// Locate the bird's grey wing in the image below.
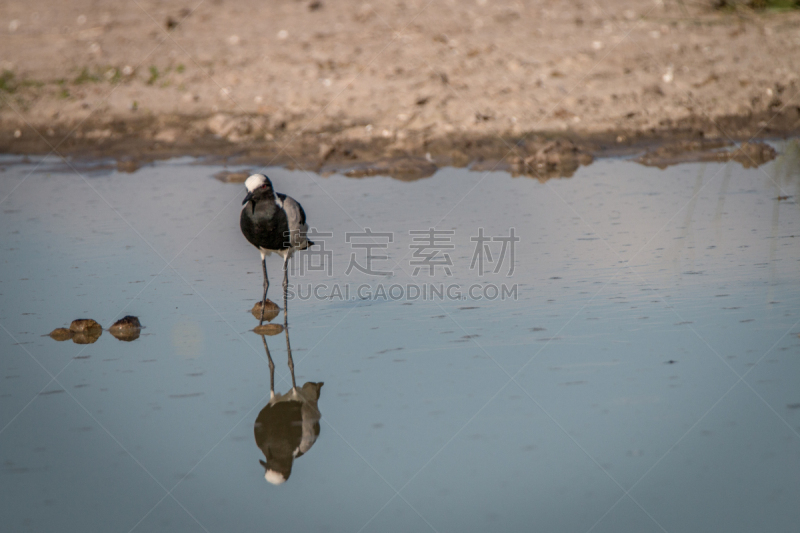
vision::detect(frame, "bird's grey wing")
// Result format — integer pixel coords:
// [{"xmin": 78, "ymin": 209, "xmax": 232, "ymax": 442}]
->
[
  {"xmin": 294, "ymin": 403, "xmax": 321, "ymax": 457},
  {"xmin": 276, "ymin": 193, "xmax": 310, "ymax": 248},
  {"xmin": 275, "ymin": 193, "xmax": 307, "ymax": 228}
]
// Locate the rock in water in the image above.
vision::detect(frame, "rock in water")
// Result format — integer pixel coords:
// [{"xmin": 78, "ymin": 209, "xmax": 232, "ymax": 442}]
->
[
  {"xmin": 254, "ymin": 324, "xmax": 284, "ymax": 336},
  {"xmin": 49, "ymin": 328, "xmax": 73, "ymax": 341},
  {"xmin": 72, "ymin": 330, "xmax": 102, "ymax": 344},
  {"xmin": 214, "ymin": 170, "xmax": 251, "ymax": 183},
  {"xmin": 341, "ymin": 157, "xmax": 438, "ymax": 181},
  {"xmin": 110, "ymin": 330, "xmax": 140, "ymax": 342},
  {"xmin": 251, "ymin": 300, "xmax": 280, "ymax": 322},
  {"xmin": 70, "ymin": 319, "xmax": 102, "ymax": 334},
  {"xmin": 110, "ymin": 315, "xmax": 142, "ymax": 331},
  {"xmin": 109, "ymin": 315, "xmax": 142, "ymax": 342}
]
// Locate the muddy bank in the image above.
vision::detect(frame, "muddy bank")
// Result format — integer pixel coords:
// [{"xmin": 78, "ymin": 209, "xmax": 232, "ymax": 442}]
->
[
  {"xmin": 0, "ymin": 107, "xmax": 795, "ymax": 178},
  {"xmin": 1, "ymin": 0, "xmax": 799, "ymax": 176}
]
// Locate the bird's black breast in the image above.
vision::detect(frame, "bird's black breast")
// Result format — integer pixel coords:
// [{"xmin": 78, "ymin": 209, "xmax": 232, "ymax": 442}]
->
[
  {"xmin": 240, "ymin": 197, "xmax": 291, "ymax": 251},
  {"xmin": 254, "ymin": 401, "xmax": 303, "ymax": 458}
]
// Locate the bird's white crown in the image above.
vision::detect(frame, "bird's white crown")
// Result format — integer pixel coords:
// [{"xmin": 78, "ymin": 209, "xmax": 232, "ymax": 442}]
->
[
  {"xmin": 245, "ymin": 174, "xmax": 269, "ymax": 192},
  {"xmin": 265, "ymin": 470, "xmax": 287, "ymax": 485}
]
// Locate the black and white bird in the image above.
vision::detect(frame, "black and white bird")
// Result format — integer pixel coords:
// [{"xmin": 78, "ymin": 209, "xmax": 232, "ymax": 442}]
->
[
  {"xmin": 254, "ymin": 380, "xmax": 324, "ymax": 485},
  {"xmin": 240, "ymin": 174, "xmax": 313, "ymax": 323},
  {"xmin": 254, "ymin": 329, "xmax": 323, "ymax": 485}
]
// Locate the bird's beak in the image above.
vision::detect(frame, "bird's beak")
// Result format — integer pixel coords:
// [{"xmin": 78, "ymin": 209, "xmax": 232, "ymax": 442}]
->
[{"xmin": 242, "ymin": 191, "xmax": 254, "ymax": 205}]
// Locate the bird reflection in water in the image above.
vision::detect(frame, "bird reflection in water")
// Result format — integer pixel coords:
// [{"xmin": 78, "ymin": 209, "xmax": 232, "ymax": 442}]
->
[{"xmin": 254, "ymin": 321, "xmax": 323, "ymax": 485}]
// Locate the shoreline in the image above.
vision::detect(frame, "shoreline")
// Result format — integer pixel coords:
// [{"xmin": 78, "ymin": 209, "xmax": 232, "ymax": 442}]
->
[{"xmin": 1, "ymin": 107, "xmax": 796, "ymax": 179}]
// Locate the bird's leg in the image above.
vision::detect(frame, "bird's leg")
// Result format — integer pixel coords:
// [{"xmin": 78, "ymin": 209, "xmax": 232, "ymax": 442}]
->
[
  {"xmin": 260, "ymin": 253, "xmax": 269, "ymax": 325},
  {"xmin": 282, "ymin": 255, "xmax": 289, "ymax": 321},
  {"xmin": 284, "ymin": 315, "xmax": 296, "ymax": 390},
  {"xmin": 261, "ymin": 334, "xmax": 275, "ymax": 399},
  {"xmin": 282, "ymin": 256, "xmax": 296, "ymax": 389}
]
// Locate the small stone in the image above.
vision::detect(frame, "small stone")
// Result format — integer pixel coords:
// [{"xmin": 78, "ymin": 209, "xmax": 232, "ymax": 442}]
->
[
  {"xmin": 110, "ymin": 329, "xmax": 140, "ymax": 342},
  {"xmin": 49, "ymin": 328, "xmax": 73, "ymax": 341},
  {"xmin": 319, "ymin": 143, "xmax": 335, "ymax": 161},
  {"xmin": 342, "ymin": 157, "xmax": 438, "ymax": 181},
  {"xmin": 733, "ymin": 142, "xmax": 777, "ymax": 168},
  {"xmin": 207, "ymin": 113, "xmax": 233, "ymax": 136},
  {"xmin": 109, "ymin": 316, "xmax": 141, "ymax": 340},
  {"xmin": 206, "ymin": 113, "xmax": 253, "ymax": 140},
  {"xmin": 251, "ymin": 300, "xmax": 281, "ymax": 322},
  {"xmin": 110, "ymin": 315, "xmax": 142, "ymax": 331},
  {"xmin": 70, "ymin": 319, "xmax": 102, "ymax": 334},
  {"xmin": 254, "ymin": 324, "xmax": 284, "ymax": 336},
  {"xmin": 154, "ymin": 129, "xmax": 178, "ymax": 143},
  {"xmin": 117, "ymin": 159, "xmax": 140, "ymax": 173},
  {"xmin": 72, "ymin": 330, "xmax": 102, "ymax": 344},
  {"xmin": 214, "ymin": 170, "xmax": 250, "ymax": 183}
]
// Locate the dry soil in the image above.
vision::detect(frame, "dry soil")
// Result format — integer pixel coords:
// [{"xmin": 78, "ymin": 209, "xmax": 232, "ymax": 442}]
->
[{"xmin": 1, "ymin": 0, "xmax": 799, "ymax": 176}]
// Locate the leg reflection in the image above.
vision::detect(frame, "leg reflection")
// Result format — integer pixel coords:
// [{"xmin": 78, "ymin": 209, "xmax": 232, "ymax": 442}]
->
[{"xmin": 254, "ymin": 319, "xmax": 323, "ymax": 485}]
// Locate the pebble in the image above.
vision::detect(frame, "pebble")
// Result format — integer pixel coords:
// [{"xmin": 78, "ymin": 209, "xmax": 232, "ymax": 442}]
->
[
  {"xmin": 110, "ymin": 329, "xmax": 140, "ymax": 342},
  {"xmin": 70, "ymin": 319, "xmax": 102, "ymax": 334},
  {"xmin": 251, "ymin": 300, "xmax": 281, "ymax": 322},
  {"xmin": 214, "ymin": 170, "xmax": 250, "ymax": 183},
  {"xmin": 49, "ymin": 328, "xmax": 73, "ymax": 341},
  {"xmin": 110, "ymin": 315, "xmax": 142, "ymax": 331},
  {"xmin": 254, "ymin": 324, "xmax": 284, "ymax": 336},
  {"xmin": 72, "ymin": 330, "xmax": 102, "ymax": 344},
  {"xmin": 117, "ymin": 159, "xmax": 140, "ymax": 173},
  {"xmin": 109, "ymin": 315, "xmax": 142, "ymax": 341},
  {"xmin": 341, "ymin": 157, "xmax": 438, "ymax": 181},
  {"xmin": 154, "ymin": 129, "xmax": 178, "ymax": 143}
]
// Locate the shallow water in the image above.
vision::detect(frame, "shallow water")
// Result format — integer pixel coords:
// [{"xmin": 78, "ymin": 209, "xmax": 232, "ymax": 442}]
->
[{"xmin": 1, "ymin": 144, "xmax": 799, "ymax": 533}]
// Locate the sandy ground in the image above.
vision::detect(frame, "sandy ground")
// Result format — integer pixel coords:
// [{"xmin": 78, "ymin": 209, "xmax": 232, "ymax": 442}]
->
[{"xmin": 1, "ymin": 0, "xmax": 799, "ymax": 175}]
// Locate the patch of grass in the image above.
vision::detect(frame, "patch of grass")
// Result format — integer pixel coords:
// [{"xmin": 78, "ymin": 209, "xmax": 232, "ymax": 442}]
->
[
  {"xmin": 0, "ymin": 70, "xmax": 17, "ymax": 93},
  {"xmin": 146, "ymin": 66, "xmax": 160, "ymax": 85},
  {"xmin": 714, "ymin": 0, "xmax": 800, "ymax": 10},
  {"xmin": 105, "ymin": 67, "xmax": 121, "ymax": 84},
  {"xmin": 74, "ymin": 67, "xmax": 100, "ymax": 84},
  {"xmin": 71, "ymin": 66, "xmax": 127, "ymax": 85},
  {"xmin": 20, "ymin": 79, "xmax": 45, "ymax": 89},
  {"xmin": 58, "ymin": 88, "xmax": 70, "ymax": 99},
  {"xmin": 175, "ymin": 63, "xmax": 185, "ymax": 74},
  {"xmin": 753, "ymin": 0, "xmax": 800, "ymax": 8}
]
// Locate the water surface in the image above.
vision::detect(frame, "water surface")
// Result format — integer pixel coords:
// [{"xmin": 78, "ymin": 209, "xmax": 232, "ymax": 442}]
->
[{"xmin": 1, "ymin": 144, "xmax": 799, "ymax": 533}]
